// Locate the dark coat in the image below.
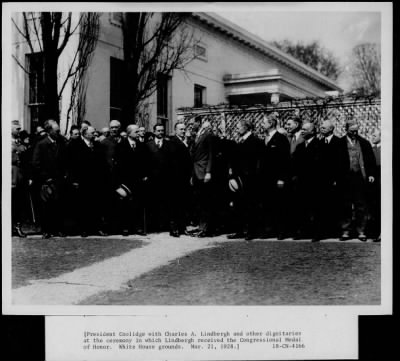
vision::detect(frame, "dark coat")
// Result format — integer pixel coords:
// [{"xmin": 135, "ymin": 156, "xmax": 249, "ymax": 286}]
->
[
  {"xmin": 259, "ymin": 131, "xmax": 291, "ymax": 183},
  {"xmin": 340, "ymin": 135, "xmax": 376, "ymax": 180},
  {"xmin": 145, "ymin": 138, "xmax": 172, "ymax": 181},
  {"xmin": 292, "ymin": 137, "xmax": 321, "ymax": 188},
  {"xmin": 318, "ymin": 135, "xmax": 348, "ymax": 185},
  {"xmin": 66, "ymin": 137, "xmax": 107, "ymax": 191},
  {"xmin": 32, "ymin": 136, "xmax": 66, "ymax": 184},
  {"xmin": 12, "ymin": 140, "xmax": 27, "ymax": 188},
  {"xmin": 169, "ymin": 135, "xmax": 192, "ymax": 184},
  {"xmin": 114, "ymin": 138, "xmax": 147, "ymax": 192},
  {"xmin": 232, "ymin": 133, "xmax": 262, "ymax": 186},
  {"xmin": 191, "ymin": 129, "xmax": 214, "ymax": 180}
]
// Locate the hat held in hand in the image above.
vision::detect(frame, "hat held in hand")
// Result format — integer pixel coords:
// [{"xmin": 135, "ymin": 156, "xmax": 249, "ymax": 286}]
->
[
  {"xmin": 116, "ymin": 184, "xmax": 132, "ymax": 199},
  {"xmin": 228, "ymin": 176, "xmax": 243, "ymax": 193}
]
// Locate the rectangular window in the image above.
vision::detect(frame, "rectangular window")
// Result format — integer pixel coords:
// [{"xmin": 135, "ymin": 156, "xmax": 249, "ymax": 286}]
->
[
  {"xmin": 110, "ymin": 56, "xmax": 124, "ymax": 122},
  {"xmin": 194, "ymin": 84, "xmax": 206, "ymax": 108},
  {"xmin": 27, "ymin": 52, "xmax": 45, "ymax": 129},
  {"xmin": 157, "ymin": 73, "xmax": 169, "ymax": 121}
]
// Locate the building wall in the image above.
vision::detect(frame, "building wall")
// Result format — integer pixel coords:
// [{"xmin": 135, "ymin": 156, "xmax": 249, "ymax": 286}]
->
[{"xmin": 11, "ymin": 13, "xmax": 336, "ymax": 133}]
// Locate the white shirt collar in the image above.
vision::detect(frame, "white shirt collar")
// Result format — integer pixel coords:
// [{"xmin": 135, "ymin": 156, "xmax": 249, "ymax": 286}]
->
[
  {"xmin": 82, "ymin": 136, "xmax": 92, "ymax": 147},
  {"xmin": 128, "ymin": 138, "xmax": 136, "ymax": 147},
  {"xmin": 325, "ymin": 134, "xmax": 334, "ymax": 144},
  {"xmin": 267, "ymin": 129, "xmax": 277, "ymax": 138},
  {"xmin": 294, "ymin": 130, "xmax": 302, "ymax": 140},
  {"xmin": 306, "ymin": 136, "xmax": 315, "ymax": 145}
]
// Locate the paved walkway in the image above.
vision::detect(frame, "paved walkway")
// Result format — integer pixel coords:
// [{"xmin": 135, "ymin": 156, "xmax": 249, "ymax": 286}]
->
[{"xmin": 12, "ymin": 233, "xmax": 371, "ymax": 305}]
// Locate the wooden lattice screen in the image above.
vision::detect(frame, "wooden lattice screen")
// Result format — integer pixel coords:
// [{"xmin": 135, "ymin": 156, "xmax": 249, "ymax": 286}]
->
[{"xmin": 176, "ymin": 96, "xmax": 381, "ymax": 143}]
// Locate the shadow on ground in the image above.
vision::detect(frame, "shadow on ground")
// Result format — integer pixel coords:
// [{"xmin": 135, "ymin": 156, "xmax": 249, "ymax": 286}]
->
[
  {"xmin": 12, "ymin": 238, "xmax": 146, "ymax": 288},
  {"xmin": 80, "ymin": 241, "xmax": 381, "ymax": 305}
]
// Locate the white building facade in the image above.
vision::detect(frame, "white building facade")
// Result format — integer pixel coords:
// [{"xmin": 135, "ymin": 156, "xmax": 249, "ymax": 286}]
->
[{"xmin": 11, "ymin": 12, "xmax": 342, "ymax": 134}]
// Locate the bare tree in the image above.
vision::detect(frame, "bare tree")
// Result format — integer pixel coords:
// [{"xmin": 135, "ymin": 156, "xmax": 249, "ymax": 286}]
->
[
  {"xmin": 66, "ymin": 13, "xmax": 100, "ymax": 132},
  {"xmin": 349, "ymin": 43, "xmax": 381, "ymax": 96},
  {"xmin": 12, "ymin": 12, "xmax": 100, "ymax": 125},
  {"xmin": 273, "ymin": 39, "xmax": 341, "ymax": 81},
  {"xmin": 120, "ymin": 12, "xmax": 198, "ymax": 126}
]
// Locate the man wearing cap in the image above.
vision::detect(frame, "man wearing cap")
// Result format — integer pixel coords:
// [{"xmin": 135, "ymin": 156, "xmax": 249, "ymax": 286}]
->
[
  {"xmin": 339, "ymin": 120, "xmax": 376, "ymax": 241},
  {"xmin": 168, "ymin": 122, "xmax": 193, "ymax": 237},
  {"xmin": 66, "ymin": 126, "xmax": 108, "ymax": 237},
  {"xmin": 114, "ymin": 124, "xmax": 147, "ymax": 236},
  {"xmin": 32, "ymin": 119, "xmax": 67, "ymax": 238},
  {"xmin": 11, "ymin": 120, "xmax": 28, "ymax": 237},
  {"xmin": 227, "ymin": 119, "xmax": 262, "ymax": 240}
]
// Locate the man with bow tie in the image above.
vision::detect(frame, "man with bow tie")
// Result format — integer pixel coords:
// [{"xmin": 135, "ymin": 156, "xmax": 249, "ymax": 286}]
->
[
  {"xmin": 168, "ymin": 122, "xmax": 193, "ymax": 237},
  {"xmin": 145, "ymin": 123, "xmax": 172, "ymax": 232},
  {"xmin": 66, "ymin": 126, "xmax": 108, "ymax": 237},
  {"xmin": 114, "ymin": 124, "xmax": 147, "ymax": 236}
]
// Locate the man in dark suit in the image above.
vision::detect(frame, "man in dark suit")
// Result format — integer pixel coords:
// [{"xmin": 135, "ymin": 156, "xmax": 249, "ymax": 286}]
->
[
  {"xmin": 286, "ymin": 117, "xmax": 305, "ymax": 155},
  {"xmin": 168, "ymin": 122, "xmax": 193, "ymax": 236},
  {"xmin": 292, "ymin": 121, "xmax": 322, "ymax": 241},
  {"xmin": 227, "ymin": 119, "xmax": 262, "ymax": 240},
  {"xmin": 66, "ymin": 126, "xmax": 108, "ymax": 237},
  {"xmin": 317, "ymin": 119, "xmax": 348, "ymax": 240},
  {"xmin": 114, "ymin": 124, "xmax": 148, "ymax": 236},
  {"xmin": 369, "ymin": 129, "xmax": 381, "ymax": 242},
  {"xmin": 100, "ymin": 119, "xmax": 122, "ymax": 232},
  {"xmin": 145, "ymin": 123, "xmax": 172, "ymax": 232},
  {"xmin": 190, "ymin": 119, "xmax": 216, "ymax": 237},
  {"xmin": 259, "ymin": 114, "xmax": 291, "ymax": 239},
  {"xmin": 32, "ymin": 119, "xmax": 67, "ymax": 238},
  {"xmin": 339, "ymin": 120, "xmax": 376, "ymax": 241}
]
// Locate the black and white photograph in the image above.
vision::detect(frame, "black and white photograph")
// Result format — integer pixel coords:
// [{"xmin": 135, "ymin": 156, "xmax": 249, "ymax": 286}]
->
[{"xmin": 2, "ymin": 1, "xmax": 393, "ymax": 359}]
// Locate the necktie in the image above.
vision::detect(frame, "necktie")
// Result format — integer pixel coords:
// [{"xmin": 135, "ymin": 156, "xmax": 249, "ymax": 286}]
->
[
  {"xmin": 157, "ymin": 140, "xmax": 162, "ymax": 148},
  {"xmin": 325, "ymin": 138, "xmax": 329, "ymax": 144}
]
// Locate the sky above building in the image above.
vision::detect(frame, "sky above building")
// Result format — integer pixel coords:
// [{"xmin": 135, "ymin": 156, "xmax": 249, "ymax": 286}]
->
[{"xmin": 216, "ymin": 10, "xmax": 381, "ymax": 91}]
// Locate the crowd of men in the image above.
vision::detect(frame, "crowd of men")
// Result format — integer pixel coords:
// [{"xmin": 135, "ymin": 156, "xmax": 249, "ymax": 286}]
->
[{"xmin": 11, "ymin": 114, "xmax": 381, "ymax": 242}]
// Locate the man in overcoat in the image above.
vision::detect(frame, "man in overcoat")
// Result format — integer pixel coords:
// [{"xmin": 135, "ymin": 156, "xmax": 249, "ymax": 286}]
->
[
  {"xmin": 168, "ymin": 122, "xmax": 193, "ymax": 236},
  {"xmin": 259, "ymin": 114, "xmax": 291, "ymax": 239},
  {"xmin": 32, "ymin": 119, "xmax": 67, "ymax": 238},
  {"xmin": 66, "ymin": 126, "xmax": 108, "ymax": 236},
  {"xmin": 190, "ymin": 119, "xmax": 216, "ymax": 237},
  {"xmin": 114, "ymin": 124, "xmax": 148, "ymax": 236}
]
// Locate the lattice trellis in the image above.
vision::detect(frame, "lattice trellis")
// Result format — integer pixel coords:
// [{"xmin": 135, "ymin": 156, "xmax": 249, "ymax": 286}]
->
[{"xmin": 177, "ymin": 97, "xmax": 381, "ymax": 143}]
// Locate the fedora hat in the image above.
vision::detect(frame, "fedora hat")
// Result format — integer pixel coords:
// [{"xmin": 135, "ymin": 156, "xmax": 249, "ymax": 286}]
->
[
  {"xmin": 228, "ymin": 176, "xmax": 243, "ymax": 193},
  {"xmin": 116, "ymin": 184, "xmax": 132, "ymax": 199}
]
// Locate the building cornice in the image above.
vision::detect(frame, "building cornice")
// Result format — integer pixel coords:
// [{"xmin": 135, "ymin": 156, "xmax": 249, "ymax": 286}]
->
[{"xmin": 191, "ymin": 12, "xmax": 342, "ymax": 93}]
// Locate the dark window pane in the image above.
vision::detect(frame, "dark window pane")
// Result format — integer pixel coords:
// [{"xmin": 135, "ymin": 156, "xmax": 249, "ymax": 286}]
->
[
  {"xmin": 110, "ymin": 57, "xmax": 124, "ymax": 109},
  {"xmin": 110, "ymin": 107, "xmax": 122, "ymax": 122},
  {"xmin": 157, "ymin": 73, "xmax": 168, "ymax": 118},
  {"xmin": 194, "ymin": 84, "xmax": 205, "ymax": 107}
]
